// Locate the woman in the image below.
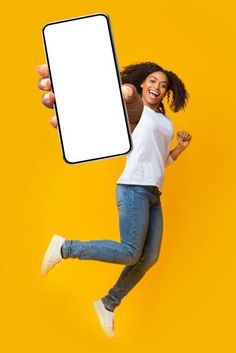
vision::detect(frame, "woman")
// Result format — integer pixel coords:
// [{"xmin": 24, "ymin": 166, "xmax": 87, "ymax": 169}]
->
[{"xmin": 37, "ymin": 61, "xmax": 192, "ymax": 338}]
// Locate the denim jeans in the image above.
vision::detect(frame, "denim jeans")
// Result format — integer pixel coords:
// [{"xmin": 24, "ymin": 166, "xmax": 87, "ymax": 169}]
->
[{"xmin": 62, "ymin": 184, "xmax": 163, "ymax": 311}]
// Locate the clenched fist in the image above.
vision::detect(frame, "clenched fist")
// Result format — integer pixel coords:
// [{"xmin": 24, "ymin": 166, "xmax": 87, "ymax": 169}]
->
[{"xmin": 176, "ymin": 130, "xmax": 192, "ymax": 148}]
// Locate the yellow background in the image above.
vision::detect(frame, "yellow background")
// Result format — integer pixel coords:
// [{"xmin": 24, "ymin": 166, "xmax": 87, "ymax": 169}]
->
[{"xmin": 1, "ymin": 0, "xmax": 235, "ymax": 351}]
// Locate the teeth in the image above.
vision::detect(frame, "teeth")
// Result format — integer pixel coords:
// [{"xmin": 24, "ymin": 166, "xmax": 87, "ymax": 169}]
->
[{"xmin": 149, "ymin": 90, "xmax": 159, "ymax": 97}]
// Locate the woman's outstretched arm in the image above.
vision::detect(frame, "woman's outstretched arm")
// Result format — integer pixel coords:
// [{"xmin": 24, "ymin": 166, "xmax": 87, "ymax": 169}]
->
[{"xmin": 121, "ymin": 84, "xmax": 144, "ymax": 129}]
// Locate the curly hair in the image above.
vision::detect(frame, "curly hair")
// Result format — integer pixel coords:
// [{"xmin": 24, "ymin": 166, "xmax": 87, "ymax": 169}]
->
[{"xmin": 120, "ymin": 62, "xmax": 189, "ymax": 116}]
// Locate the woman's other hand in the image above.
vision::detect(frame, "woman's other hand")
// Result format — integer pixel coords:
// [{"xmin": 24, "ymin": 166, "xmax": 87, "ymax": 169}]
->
[{"xmin": 176, "ymin": 130, "xmax": 192, "ymax": 148}]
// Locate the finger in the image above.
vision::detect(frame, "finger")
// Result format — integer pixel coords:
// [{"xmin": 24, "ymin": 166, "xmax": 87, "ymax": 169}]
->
[
  {"xmin": 184, "ymin": 136, "xmax": 191, "ymax": 144},
  {"xmin": 38, "ymin": 77, "xmax": 52, "ymax": 91},
  {"xmin": 50, "ymin": 115, "xmax": 58, "ymax": 128},
  {"xmin": 42, "ymin": 92, "xmax": 55, "ymax": 109},
  {"xmin": 183, "ymin": 131, "xmax": 188, "ymax": 140},
  {"xmin": 177, "ymin": 133, "xmax": 182, "ymax": 141},
  {"xmin": 36, "ymin": 64, "xmax": 49, "ymax": 78},
  {"xmin": 185, "ymin": 134, "xmax": 192, "ymax": 141},
  {"xmin": 183, "ymin": 131, "xmax": 190, "ymax": 141},
  {"xmin": 185, "ymin": 131, "xmax": 189, "ymax": 138}
]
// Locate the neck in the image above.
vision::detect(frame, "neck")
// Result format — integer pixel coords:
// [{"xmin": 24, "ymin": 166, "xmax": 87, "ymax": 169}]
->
[
  {"xmin": 141, "ymin": 98, "xmax": 161, "ymax": 112},
  {"xmin": 144, "ymin": 104, "xmax": 161, "ymax": 113}
]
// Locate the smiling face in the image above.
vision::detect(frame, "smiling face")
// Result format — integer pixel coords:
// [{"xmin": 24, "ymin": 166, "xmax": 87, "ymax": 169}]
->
[{"xmin": 141, "ymin": 71, "xmax": 169, "ymax": 111}]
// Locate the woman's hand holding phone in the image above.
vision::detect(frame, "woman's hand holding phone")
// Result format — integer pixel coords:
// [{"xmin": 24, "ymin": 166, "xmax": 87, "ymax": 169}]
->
[{"xmin": 36, "ymin": 64, "xmax": 57, "ymax": 128}]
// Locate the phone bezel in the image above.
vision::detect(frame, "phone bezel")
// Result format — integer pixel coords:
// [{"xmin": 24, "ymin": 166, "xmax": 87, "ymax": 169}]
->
[{"xmin": 42, "ymin": 13, "xmax": 133, "ymax": 165}]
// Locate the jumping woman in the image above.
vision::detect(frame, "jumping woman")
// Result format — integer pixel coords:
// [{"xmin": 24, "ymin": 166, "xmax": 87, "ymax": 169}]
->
[{"xmin": 36, "ymin": 61, "xmax": 192, "ymax": 338}]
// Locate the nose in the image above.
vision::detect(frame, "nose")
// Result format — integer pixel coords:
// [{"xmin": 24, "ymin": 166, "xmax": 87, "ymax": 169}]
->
[{"xmin": 153, "ymin": 82, "xmax": 160, "ymax": 90}]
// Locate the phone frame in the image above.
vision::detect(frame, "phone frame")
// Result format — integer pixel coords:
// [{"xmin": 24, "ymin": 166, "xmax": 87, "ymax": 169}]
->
[{"xmin": 42, "ymin": 12, "xmax": 133, "ymax": 164}]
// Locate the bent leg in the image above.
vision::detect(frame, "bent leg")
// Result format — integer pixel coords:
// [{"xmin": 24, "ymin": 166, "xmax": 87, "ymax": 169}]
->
[
  {"xmin": 102, "ymin": 191, "xmax": 163, "ymax": 311},
  {"xmin": 61, "ymin": 185, "xmax": 150, "ymax": 265}
]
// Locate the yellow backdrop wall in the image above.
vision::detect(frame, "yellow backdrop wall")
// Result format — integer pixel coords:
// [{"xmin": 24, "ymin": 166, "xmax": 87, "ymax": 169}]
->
[{"xmin": 0, "ymin": 0, "xmax": 235, "ymax": 352}]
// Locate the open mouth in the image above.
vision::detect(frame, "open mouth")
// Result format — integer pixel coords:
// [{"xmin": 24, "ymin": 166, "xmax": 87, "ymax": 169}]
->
[{"xmin": 148, "ymin": 90, "xmax": 160, "ymax": 98}]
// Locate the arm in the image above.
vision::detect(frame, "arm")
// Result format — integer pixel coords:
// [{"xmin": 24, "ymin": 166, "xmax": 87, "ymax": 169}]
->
[
  {"xmin": 166, "ymin": 130, "xmax": 192, "ymax": 165},
  {"xmin": 121, "ymin": 84, "xmax": 144, "ymax": 132}
]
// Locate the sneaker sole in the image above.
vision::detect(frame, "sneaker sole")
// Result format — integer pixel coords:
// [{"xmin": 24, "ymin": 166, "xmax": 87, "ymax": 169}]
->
[{"xmin": 41, "ymin": 235, "xmax": 64, "ymax": 276}]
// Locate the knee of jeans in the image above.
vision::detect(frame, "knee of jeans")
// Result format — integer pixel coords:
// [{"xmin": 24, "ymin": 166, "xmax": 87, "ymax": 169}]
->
[
  {"xmin": 124, "ymin": 250, "xmax": 141, "ymax": 266},
  {"xmin": 141, "ymin": 253, "xmax": 160, "ymax": 269}
]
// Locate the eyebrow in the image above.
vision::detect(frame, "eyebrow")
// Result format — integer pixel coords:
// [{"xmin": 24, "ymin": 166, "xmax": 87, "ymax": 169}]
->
[{"xmin": 150, "ymin": 75, "xmax": 168, "ymax": 84}]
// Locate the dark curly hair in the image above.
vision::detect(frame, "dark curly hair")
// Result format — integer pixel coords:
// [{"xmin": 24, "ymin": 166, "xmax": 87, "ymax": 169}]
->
[{"xmin": 120, "ymin": 62, "xmax": 189, "ymax": 116}]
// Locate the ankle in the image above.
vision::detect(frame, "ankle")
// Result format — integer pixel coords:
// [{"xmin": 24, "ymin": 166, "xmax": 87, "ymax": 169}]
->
[
  {"xmin": 102, "ymin": 298, "xmax": 114, "ymax": 312},
  {"xmin": 60, "ymin": 243, "xmax": 66, "ymax": 258}
]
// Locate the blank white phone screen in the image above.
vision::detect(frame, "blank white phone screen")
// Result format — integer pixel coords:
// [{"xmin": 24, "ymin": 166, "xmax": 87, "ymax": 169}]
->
[{"xmin": 42, "ymin": 13, "xmax": 132, "ymax": 164}]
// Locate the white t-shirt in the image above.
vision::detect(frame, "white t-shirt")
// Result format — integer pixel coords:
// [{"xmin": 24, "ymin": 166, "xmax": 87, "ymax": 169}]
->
[{"xmin": 117, "ymin": 105, "xmax": 174, "ymax": 193}]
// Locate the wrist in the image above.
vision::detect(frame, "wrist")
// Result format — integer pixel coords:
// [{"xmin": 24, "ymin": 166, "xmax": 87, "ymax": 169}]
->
[{"xmin": 177, "ymin": 143, "xmax": 187, "ymax": 150}]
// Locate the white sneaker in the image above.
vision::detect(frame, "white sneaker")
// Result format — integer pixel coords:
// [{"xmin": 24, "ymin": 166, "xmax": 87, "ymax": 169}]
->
[
  {"xmin": 93, "ymin": 299, "xmax": 115, "ymax": 338},
  {"xmin": 41, "ymin": 235, "xmax": 65, "ymax": 276}
]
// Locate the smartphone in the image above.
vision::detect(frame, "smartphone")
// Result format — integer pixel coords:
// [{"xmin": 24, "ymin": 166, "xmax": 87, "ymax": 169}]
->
[{"xmin": 42, "ymin": 13, "xmax": 132, "ymax": 164}]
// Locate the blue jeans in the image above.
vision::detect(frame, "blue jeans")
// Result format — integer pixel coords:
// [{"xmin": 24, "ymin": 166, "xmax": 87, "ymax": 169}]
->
[{"xmin": 62, "ymin": 184, "xmax": 163, "ymax": 311}]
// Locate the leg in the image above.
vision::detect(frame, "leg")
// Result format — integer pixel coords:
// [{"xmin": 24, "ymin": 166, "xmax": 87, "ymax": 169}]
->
[
  {"xmin": 102, "ymin": 188, "xmax": 163, "ymax": 311},
  {"xmin": 61, "ymin": 184, "xmax": 151, "ymax": 265}
]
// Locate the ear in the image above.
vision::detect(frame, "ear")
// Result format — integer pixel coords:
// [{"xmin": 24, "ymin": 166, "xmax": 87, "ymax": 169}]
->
[{"xmin": 140, "ymin": 83, "xmax": 143, "ymax": 88}]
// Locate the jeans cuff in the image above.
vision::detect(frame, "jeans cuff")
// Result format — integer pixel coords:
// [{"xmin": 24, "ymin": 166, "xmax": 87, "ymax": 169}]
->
[
  {"xmin": 61, "ymin": 240, "xmax": 72, "ymax": 259},
  {"xmin": 101, "ymin": 297, "xmax": 115, "ymax": 312}
]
